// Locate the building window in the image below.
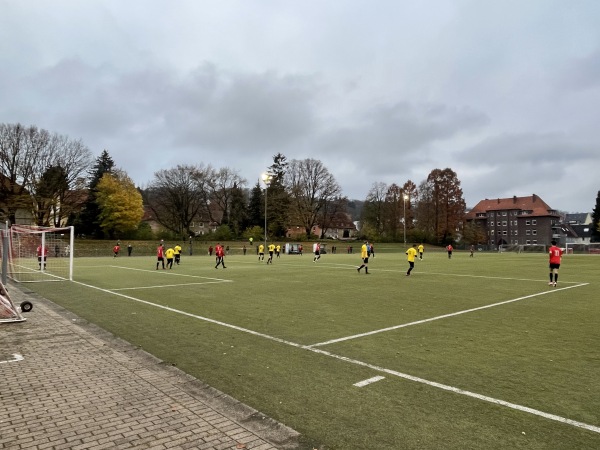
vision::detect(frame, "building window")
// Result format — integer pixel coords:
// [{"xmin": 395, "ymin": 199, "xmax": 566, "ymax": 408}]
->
[
  {"xmin": 526, "ymin": 230, "xmax": 531, "ymax": 235},
  {"xmin": 503, "ymin": 221, "xmax": 507, "ymax": 226},
  {"xmin": 533, "ymin": 240, "xmax": 537, "ymax": 244},
  {"xmin": 503, "ymin": 231, "xmax": 507, "ymax": 235},
  {"xmin": 526, "ymin": 240, "xmax": 531, "ymax": 245},
  {"xmin": 525, "ymin": 220, "xmax": 531, "ymax": 225},
  {"xmin": 491, "ymin": 229, "xmax": 495, "ymax": 235},
  {"xmin": 502, "ymin": 211, "xmax": 507, "ymax": 216},
  {"xmin": 532, "ymin": 230, "xmax": 537, "ymax": 235},
  {"xmin": 514, "ymin": 230, "xmax": 518, "ymax": 235},
  {"xmin": 532, "ymin": 219, "xmax": 537, "ymax": 225}
]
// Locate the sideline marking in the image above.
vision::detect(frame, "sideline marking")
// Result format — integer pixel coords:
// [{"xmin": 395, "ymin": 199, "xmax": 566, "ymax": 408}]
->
[
  {"xmin": 72, "ymin": 280, "xmax": 600, "ymax": 436},
  {"xmin": 0, "ymin": 354, "xmax": 24, "ymax": 364},
  {"xmin": 354, "ymin": 376, "xmax": 385, "ymax": 387},
  {"xmin": 308, "ymin": 283, "xmax": 589, "ymax": 348}
]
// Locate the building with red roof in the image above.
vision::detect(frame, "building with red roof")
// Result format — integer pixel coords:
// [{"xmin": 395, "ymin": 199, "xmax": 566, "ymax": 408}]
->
[{"xmin": 465, "ymin": 194, "xmax": 560, "ymax": 248}]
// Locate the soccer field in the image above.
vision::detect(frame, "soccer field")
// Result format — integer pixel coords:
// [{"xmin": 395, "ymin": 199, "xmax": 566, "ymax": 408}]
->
[{"xmin": 21, "ymin": 247, "xmax": 600, "ymax": 449}]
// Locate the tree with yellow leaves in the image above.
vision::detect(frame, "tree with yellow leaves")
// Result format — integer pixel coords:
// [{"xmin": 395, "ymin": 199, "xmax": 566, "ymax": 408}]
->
[{"xmin": 96, "ymin": 170, "xmax": 144, "ymax": 239}]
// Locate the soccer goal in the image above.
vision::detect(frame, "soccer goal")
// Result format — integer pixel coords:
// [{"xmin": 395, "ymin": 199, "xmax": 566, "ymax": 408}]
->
[
  {"xmin": 564, "ymin": 243, "xmax": 600, "ymax": 255},
  {"xmin": 498, "ymin": 244, "xmax": 547, "ymax": 253},
  {"xmin": 1, "ymin": 225, "xmax": 74, "ymax": 283}
]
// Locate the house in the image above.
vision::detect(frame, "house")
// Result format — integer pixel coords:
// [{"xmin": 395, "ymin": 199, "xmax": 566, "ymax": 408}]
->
[
  {"xmin": 465, "ymin": 194, "xmax": 560, "ymax": 247},
  {"xmin": 287, "ymin": 212, "xmax": 358, "ymax": 240},
  {"xmin": 0, "ymin": 174, "xmax": 34, "ymax": 225},
  {"xmin": 565, "ymin": 212, "xmax": 593, "ymax": 225}
]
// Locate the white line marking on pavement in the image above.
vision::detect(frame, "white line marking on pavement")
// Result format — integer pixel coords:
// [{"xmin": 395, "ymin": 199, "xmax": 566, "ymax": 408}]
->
[
  {"xmin": 72, "ymin": 280, "xmax": 600, "ymax": 436},
  {"xmin": 0, "ymin": 354, "xmax": 24, "ymax": 364},
  {"xmin": 354, "ymin": 376, "xmax": 385, "ymax": 387},
  {"xmin": 308, "ymin": 283, "xmax": 589, "ymax": 348}
]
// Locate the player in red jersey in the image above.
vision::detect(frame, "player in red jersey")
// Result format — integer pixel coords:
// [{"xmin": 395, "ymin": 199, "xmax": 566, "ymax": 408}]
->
[
  {"xmin": 156, "ymin": 244, "xmax": 165, "ymax": 270},
  {"xmin": 214, "ymin": 243, "xmax": 226, "ymax": 269},
  {"xmin": 548, "ymin": 240, "xmax": 563, "ymax": 287}
]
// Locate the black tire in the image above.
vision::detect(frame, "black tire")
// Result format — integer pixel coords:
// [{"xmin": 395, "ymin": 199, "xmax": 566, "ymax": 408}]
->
[{"xmin": 20, "ymin": 301, "xmax": 33, "ymax": 313}]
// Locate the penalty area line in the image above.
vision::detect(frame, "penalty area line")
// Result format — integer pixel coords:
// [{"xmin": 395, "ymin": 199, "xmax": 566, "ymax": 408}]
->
[
  {"xmin": 308, "ymin": 283, "xmax": 590, "ymax": 348},
  {"xmin": 310, "ymin": 347, "xmax": 600, "ymax": 435},
  {"xmin": 111, "ymin": 280, "xmax": 232, "ymax": 291},
  {"xmin": 71, "ymin": 280, "xmax": 600, "ymax": 435}
]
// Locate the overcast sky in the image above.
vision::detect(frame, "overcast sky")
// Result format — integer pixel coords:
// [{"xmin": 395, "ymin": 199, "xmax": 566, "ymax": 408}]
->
[{"xmin": 1, "ymin": 1, "xmax": 599, "ymax": 212}]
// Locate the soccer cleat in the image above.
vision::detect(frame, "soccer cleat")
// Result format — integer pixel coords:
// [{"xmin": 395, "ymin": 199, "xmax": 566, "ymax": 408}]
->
[
  {"xmin": 553, "ymin": 282, "xmax": 557, "ymax": 287},
  {"xmin": 548, "ymin": 282, "xmax": 553, "ymax": 286},
  {"xmin": 357, "ymin": 267, "xmax": 360, "ymax": 272}
]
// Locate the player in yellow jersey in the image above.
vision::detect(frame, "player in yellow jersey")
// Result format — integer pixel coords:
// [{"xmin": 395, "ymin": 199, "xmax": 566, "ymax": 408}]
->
[
  {"xmin": 406, "ymin": 244, "xmax": 418, "ymax": 276},
  {"xmin": 418, "ymin": 243, "xmax": 424, "ymax": 260},
  {"xmin": 165, "ymin": 247, "xmax": 175, "ymax": 269},
  {"xmin": 258, "ymin": 244, "xmax": 265, "ymax": 261},
  {"xmin": 267, "ymin": 243, "xmax": 275, "ymax": 264},
  {"xmin": 357, "ymin": 241, "xmax": 370, "ymax": 274},
  {"xmin": 174, "ymin": 243, "xmax": 182, "ymax": 265}
]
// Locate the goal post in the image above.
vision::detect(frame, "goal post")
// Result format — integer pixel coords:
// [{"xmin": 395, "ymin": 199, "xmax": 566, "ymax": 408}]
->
[
  {"xmin": 1, "ymin": 225, "xmax": 74, "ymax": 283},
  {"xmin": 498, "ymin": 244, "xmax": 547, "ymax": 253},
  {"xmin": 564, "ymin": 243, "xmax": 600, "ymax": 255}
]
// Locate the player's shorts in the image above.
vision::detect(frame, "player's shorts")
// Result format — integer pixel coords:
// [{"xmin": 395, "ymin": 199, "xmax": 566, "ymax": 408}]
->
[
  {"xmin": 157, "ymin": 257, "xmax": 164, "ymax": 261},
  {"xmin": 362, "ymin": 257, "xmax": 369, "ymax": 264},
  {"xmin": 314, "ymin": 251, "xmax": 320, "ymax": 256},
  {"xmin": 409, "ymin": 261, "xmax": 415, "ymax": 268},
  {"xmin": 549, "ymin": 263, "xmax": 560, "ymax": 270}
]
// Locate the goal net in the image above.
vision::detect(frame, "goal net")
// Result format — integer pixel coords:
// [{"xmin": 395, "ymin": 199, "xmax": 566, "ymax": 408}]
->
[
  {"xmin": 564, "ymin": 243, "xmax": 600, "ymax": 254},
  {"xmin": 0, "ymin": 281, "xmax": 25, "ymax": 323},
  {"xmin": 1, "ymin": 225, "xmax": 74, "ymax": 283},
  {"xmin": 499, "ymin": 244, "xmax": 547, "ymax": 253}
]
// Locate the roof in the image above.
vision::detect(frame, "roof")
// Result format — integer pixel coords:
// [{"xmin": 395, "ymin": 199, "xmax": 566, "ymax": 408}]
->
[
  {"xmin": 571, "ymin": 224, "xmax": 593, "ymax": 238},
  {"xmin": 466, "ymin": 194, "xmax": 558, "ymax": 219},
  {"xmin": 565, "ymin": 213, "xmax": 592, "ymax": 225}
]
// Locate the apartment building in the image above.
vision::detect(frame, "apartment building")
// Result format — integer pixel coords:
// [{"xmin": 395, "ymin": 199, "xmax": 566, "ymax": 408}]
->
[{"xmin": 465, "ymin": 194, "xmax": 560, "ymax": 247}]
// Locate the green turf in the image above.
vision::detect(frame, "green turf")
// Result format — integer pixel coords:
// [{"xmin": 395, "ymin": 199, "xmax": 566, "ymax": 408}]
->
[{"xmin": 20, "ymin": 246, "xmax": 600, "ymax": 449}]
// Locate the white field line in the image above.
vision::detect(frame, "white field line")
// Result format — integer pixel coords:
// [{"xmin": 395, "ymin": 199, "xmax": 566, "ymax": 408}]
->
[
  {"xmin": 112, "ymin": 281, "xmax": 232, "ymax": 291},
  {"xmin": 0, "ymin": 354, "xmax": 24, "ymax": 364},
  {"xmin": 235, "ymin": 260, "xmax": 587, "ymax": 284},
  {"xmin": 71, "ymin": 279, "xmax": 600, "ymax": 435},
  {"xmin": 309, "ymin": 346, "xmax": 600, "ymax": 434},
  {"xmin": 354, "ymin": 376, "xmax": 385, "ymax": 387},
  {"xmin": 308, "ymin": 283, "xmax": 589, "ymax": 348}
]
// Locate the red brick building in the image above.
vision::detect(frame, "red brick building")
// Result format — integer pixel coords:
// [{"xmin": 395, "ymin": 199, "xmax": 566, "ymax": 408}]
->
[{"xmin": 465, "ymin": 194, "xmax": 560, "ymax": 247}]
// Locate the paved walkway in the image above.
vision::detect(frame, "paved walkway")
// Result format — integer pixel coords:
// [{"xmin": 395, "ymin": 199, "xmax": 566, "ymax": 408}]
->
[{"xmin": 0, "ymin": 285, "xmax": 301, "ymax": 450}]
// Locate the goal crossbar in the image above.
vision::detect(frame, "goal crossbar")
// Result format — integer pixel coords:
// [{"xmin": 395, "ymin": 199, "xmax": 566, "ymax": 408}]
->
[{"xmin": 1, "ymin": 225, "xmax": 74, "ymax": 283}]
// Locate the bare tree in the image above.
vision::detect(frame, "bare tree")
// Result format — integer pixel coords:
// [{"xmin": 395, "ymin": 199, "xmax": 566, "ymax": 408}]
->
[
  {"xmin": 207, "ymin": 167, "xmax": 246, "ymax": 226},
  {"xmin": 285, "ymin": 158, "xmax": 342, "ymax": 238},
  {"xmin": 145, "ymin": 165, "xmax": 212, "ymax": 238},
  {"xmin": 0, "ymin": 123, "xmax": 92, "ymax": 225},
  {"xmin": 422, "ymin": 168, "xmax": 466, "ymax": 244},
  {"xmin": 361, "ymin": 182, "xmax": 388, "ymax": 237}
]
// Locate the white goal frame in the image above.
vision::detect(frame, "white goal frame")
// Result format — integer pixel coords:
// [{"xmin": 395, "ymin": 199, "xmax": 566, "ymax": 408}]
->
[
  {"xmin": 1, "ymin": 225, "xmax": 74, "ymax": 283},
  {"xmin": 564, "ymin": 243, "xmax": 600, "ymax": 255}
]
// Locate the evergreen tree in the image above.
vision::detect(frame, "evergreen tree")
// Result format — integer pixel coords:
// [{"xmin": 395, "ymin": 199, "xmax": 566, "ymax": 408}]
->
[
  {"xmin": 76, "ymin": 150, "xmax": 115, "ymax": 237},
  {"xmin": 247, "ymin": 182, "xmax": 264, "ymax": 228},
  {"xmin": 592, "ymin": 190, "xmax": 600, "ymax": 243},
  {"xmin": 267, "ymin": 153, "xmax": 290, "ymax": 237}
]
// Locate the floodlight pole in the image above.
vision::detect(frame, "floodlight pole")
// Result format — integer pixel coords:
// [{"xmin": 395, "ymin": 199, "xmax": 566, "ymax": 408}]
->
[
  {"xmin": 261, "ymin": 173, "xmax": 272, "ymax": 248},
  {"xmin": 403, "ymin": 194, "xmax": 409, "ymax": 244}
]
